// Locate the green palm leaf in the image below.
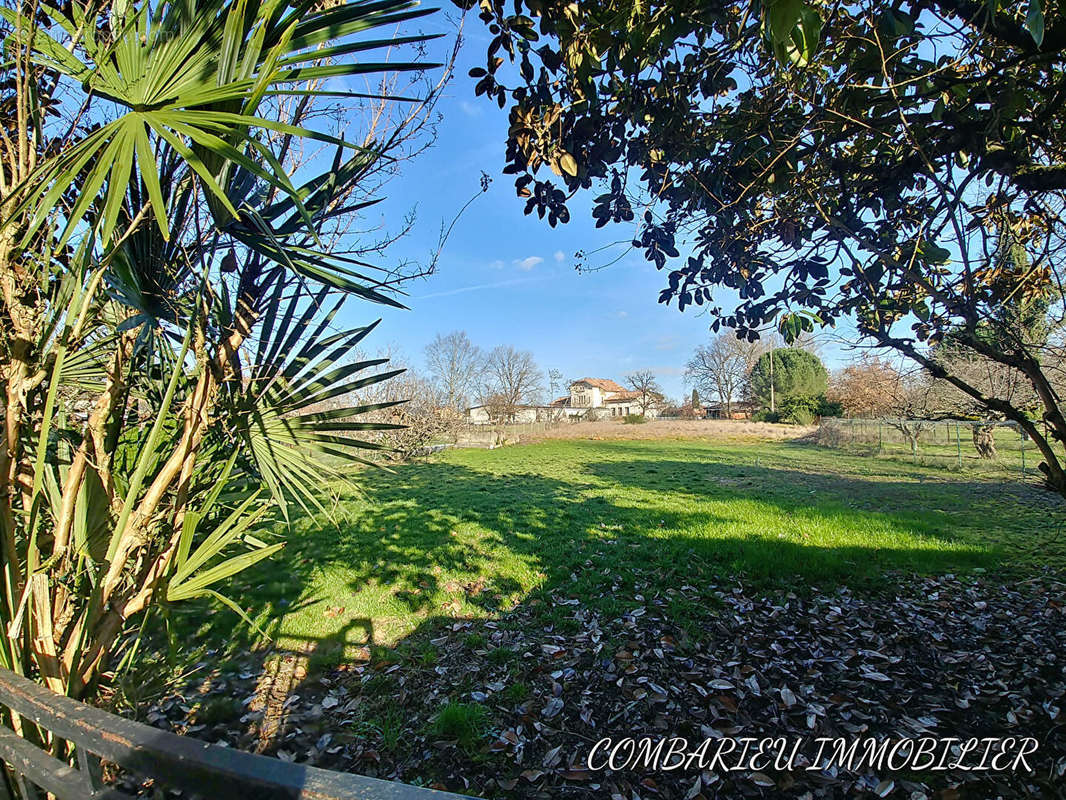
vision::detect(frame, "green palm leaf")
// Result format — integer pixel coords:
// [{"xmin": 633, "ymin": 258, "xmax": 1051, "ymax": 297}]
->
[
  {"xmin": 228, "ymin": 286, "xmax": 405, "ymax": 519},
  {"xmin": 4, "ymin": 0, "xmax": 436, "ymax": 251}
]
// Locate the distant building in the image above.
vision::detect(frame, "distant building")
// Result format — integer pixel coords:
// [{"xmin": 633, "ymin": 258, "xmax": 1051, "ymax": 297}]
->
[
  {"xmin": 466, "ymin": 405, "xmax": 563, "ymax": 425},
  {"xmin": 557, "ymin": 377, "xmax": 661, "ymax": 418},
  {"xmin": 550, "ymin": 378, "xmax": 663, "ymax": 419},
  {"xmin": 467, "ymin": 377, "xmax": 663, "ymax": 425},
  {"xmin": 701, "ymin": 400, "xmax": 757, "ymax": 420}
]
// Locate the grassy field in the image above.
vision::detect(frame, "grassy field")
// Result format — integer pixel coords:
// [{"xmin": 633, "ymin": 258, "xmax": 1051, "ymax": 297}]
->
[
  {"xmin": 174, "ymin": 437, "xmax": 1064, "ymax": 669},
  {"xmin": 817, "ymin": 417, "xmax": 1041, "ymax": 479}
]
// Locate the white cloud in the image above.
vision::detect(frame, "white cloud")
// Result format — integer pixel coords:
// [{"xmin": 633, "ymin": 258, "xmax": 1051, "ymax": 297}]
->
[
  {"xmin": 513, "ymin": 256, "xmax": 544, "ymax": 271},
  {"xmin": 489, "ymin": 259, "xmax": 505, "ymax": 270},
  {"xmin": 554, "ymin": 250, "xmax": 566, "ymax": 262},
  {"xmin": 459, "ymin": 100, "xmax": 482, "ymax": 117},
  {"xmin": 416, "ymin": 276, "xmax": 544, "ymax": 300}
]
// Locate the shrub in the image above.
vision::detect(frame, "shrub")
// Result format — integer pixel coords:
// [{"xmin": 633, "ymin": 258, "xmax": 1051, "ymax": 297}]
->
[
  {"xmin": 778, "ymin": 393, "xmax": 840, "ymax": 425},
  {"xmin": 818, "ymin": 398, "xmax": 845, "ymax": 418},
  {"xmin": 678, "ymin": 402, "xmax": 704, "ymax": 419},
  {"xmin": 623, "ymin": 414, "xmax": 647, "ymax": 424},
  {"xmin": 752, "ymin": 409, "xmax": 781, "ymax": 423}
]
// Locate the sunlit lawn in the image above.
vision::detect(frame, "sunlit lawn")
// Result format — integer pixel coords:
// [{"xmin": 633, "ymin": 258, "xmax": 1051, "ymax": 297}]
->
[{"xmin": 181, "ymin": 438, "xmax": 1064, "ymax": 667}]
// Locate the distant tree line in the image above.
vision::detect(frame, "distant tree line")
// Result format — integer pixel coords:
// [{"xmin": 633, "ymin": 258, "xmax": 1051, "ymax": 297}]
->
[
  {"xmin": 334, "ymin": 332, "xmax": 551, "ymax": 452},
  {"xmin": 684, "ymin": 322, "xmax": 1065, "ymax": 456},
  {"xmin": 685, "ymin": 333, "xmax": 838, "ymax": 424},
  {"xmin": 350, "ymin": 332, "xmax": 674, "ymax": 439}
]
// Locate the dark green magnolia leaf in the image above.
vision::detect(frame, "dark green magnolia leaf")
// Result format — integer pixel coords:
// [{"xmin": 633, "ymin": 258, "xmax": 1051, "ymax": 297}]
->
[
  {"xmin": 766, "ymin": 0, "xmax": 805, "ymax": 44},
  {"xmin": 778, "ymin": 312, "xmax": 803, "ymax": 343},
  {"xmin": 768, "ymin": 5, "xmax": 820, "ymax": 68},
  {"xmin": 793, "ymin": 8, "xmax": 822, "ymax": 66},
  {"xmin": 919, "ymin": 243, "xmax": 952, "ymax": 264},
  {"xmin": 1027, "ymin": 0, "xmax": 1044, "ymax": 47},
  {"xmin": 881, "ymin": 9, "xmax": 915, "ymax": 38}
]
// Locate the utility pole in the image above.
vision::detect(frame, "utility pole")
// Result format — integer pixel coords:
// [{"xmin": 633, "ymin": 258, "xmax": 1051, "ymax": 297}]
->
[{"xmin": 769, "ymin": 336, "xmax": 775, "ymax": 413}]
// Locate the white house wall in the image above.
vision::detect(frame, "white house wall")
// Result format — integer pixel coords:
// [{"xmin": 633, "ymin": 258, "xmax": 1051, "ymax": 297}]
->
[{"xmin": 468, "ymin": 407, "xmax": 491, "ymax": 424}]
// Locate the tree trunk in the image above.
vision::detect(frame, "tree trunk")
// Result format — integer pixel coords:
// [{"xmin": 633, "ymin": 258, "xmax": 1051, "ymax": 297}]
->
[
  {"xmin": 972, "ymin": 424, "xmax": 997, "ymax": 459},
  {"xmin": 904, "ymin": 429, "xmax": 919, "ymax": 462}
]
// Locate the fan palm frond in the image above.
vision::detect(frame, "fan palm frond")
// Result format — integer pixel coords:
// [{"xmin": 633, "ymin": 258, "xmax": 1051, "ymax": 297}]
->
[
  {"xmin": 229, "ymin": 284, "xmax": 405, "ymax": 518},
  {"xmin": 3, "ymin": 0, "xmax": 437, "ymax": 251}
]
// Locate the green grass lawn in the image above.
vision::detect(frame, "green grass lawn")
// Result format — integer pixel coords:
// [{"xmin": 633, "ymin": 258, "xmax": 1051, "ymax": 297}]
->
[
  {"xmin": 822, "ymin": 419, "xmax": 1039, "ymax": 479},
  {"xmin": 176, "ymin": 438, "xmax": 1064, "ymax": 669}
]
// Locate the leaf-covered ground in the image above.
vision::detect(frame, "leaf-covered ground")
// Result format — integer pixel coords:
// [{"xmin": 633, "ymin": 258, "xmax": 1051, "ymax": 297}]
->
[
  {"xmin": 134, "ymin": 574, "xmax": 1065, "ymax": 798},
  {"xmin": 124, "ymin": 438, "xmax": 1066, "ymax": 798}
]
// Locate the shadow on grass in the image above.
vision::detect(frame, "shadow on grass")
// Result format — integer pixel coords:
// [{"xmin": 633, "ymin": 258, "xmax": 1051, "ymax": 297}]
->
[
  {"xmin": 166, "ymin": 440, "xmax": 1066, "ymax": 674},
  {"xmin": 127, "ymin": 442, "xmax": 1064, "ymax": 794}
]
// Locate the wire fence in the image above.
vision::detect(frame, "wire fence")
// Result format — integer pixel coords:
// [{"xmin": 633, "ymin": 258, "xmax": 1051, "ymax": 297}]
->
[{"xmin": 817, "ymin": 417, "xmax": 1044, "ymax": 479}]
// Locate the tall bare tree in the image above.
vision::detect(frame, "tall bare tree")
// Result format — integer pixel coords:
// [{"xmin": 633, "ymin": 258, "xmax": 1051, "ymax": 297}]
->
[
  {"xmin": 685, "ymin": 334, "xmax": 766, "ymax": 415},
  {"xmin": 548, "ymin": 369, "xmax": 565, "ymax": 401},
  {"xmin": 481, "ymin": 346, "xmax": 543, "ymax": 421},
  {"xmin": 626, "ymin": 370, "xmax": 663, "ymax": 415},
  {"xmin": 424, "ymin": 331, "xmax": 484, "ymax": 410}
]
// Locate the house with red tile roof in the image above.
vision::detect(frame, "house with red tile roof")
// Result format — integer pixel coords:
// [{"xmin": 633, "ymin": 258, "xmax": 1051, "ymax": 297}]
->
[
  {"xmin": 553, "ymin": 378, "xmax": 662, "ymax": 419},
  {"xmin": 468, "ymin": 377, "xmax": 662, "ymax": 424}
]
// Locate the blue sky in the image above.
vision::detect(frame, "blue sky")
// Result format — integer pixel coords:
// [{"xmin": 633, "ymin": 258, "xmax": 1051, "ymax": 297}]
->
[{"xmin": 337, "ymin": 22, "xmax": 853, "ymax": 401}]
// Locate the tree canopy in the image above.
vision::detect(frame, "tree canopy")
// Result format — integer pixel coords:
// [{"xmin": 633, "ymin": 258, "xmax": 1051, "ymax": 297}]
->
[
  {"xmin": 626, "ymin": 370, "xmax": 663, "ymax": 414},
  {"xmin": 457, "ymin": 0, "xmax": 1066, "ymax": 495},
  {"xmin": 830, "ymin": 357, "xmax": 906, "ymax": 418},
  {"xmin": 425, "ymin": 331, "xmax": 485, "ymax": 410},
  {"xmin": 749, "ymin": 348, "xmax": 828, "ymax": 406}
]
